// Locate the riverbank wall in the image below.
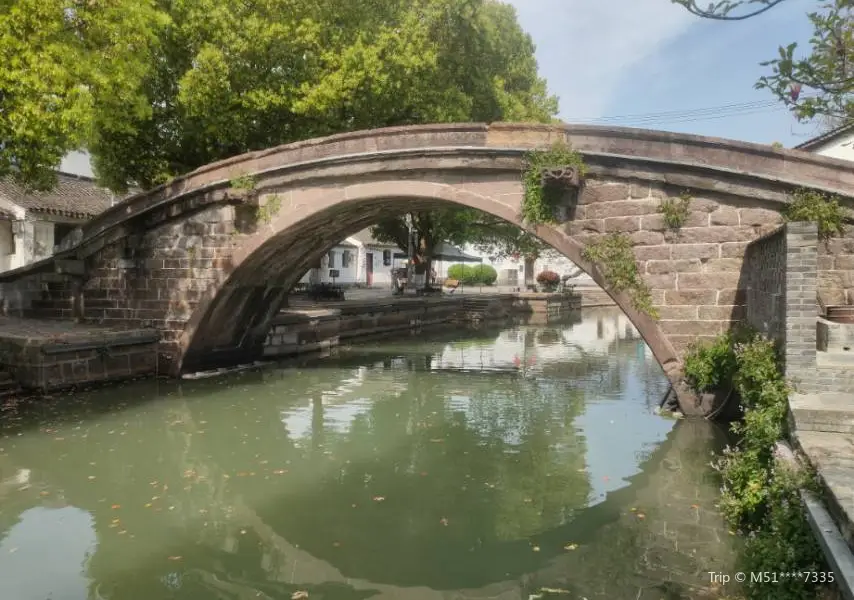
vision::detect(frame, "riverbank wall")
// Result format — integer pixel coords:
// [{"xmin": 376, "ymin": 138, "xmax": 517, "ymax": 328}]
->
[{"xmin": 0, "ymin": 291, "xmax": 581, "ymax": 393}]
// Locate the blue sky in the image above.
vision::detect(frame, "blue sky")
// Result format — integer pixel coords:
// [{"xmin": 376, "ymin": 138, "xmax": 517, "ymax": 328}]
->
[
  {"xmin": 506, "ymin": 0, "xmax": 821, "ymax": 145},
  {"xmin": 62, "ymin": 0, "xmax": 821, "ymax": 176}
]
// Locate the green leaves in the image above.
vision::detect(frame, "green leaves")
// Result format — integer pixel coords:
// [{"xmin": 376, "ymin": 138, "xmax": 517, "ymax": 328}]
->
[
  {"xmin": 754, "ymin": 0, "xmax": 853, "ymax": 124},
  {"xmin": 783, "ymin": 188, "xmax": 849, "ymax": 240},
  {"xmin": 0, "ymin": 0, "xmax": 167, "ymax": 189},
  {"xmin": 86, "ymin": 0, "xmax": 558, "ymax": 191}
]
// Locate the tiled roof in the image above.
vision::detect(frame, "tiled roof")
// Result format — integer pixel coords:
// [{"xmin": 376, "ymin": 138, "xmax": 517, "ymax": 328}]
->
[
  {"xmin": 0, "ymin": 172, "xmax": 118, "ymax": 219},
  {"xmin": 794, "ymin": 121, "xmax": 854, "ymax": 151}
]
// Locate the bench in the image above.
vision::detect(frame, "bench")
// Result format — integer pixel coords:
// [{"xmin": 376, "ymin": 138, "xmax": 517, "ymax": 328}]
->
[{"xmin": 443, "ymin": 278, "xmax": 460, "ymax": 294}]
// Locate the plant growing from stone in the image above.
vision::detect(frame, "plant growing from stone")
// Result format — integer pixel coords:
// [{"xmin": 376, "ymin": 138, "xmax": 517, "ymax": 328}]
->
[
  {"xmin": 783, "ymin": 188, "xmax": 848, "ymax": 240},
  {"xmin": 658, "ymin": 191, "xmax": 692, "ymax": 231},
  {"xmin": 521, "ymin": 141, "xmax": 587, "ymax": 225},
  {"xmin": 257, "ymin": 194, "xmax": 282, "ymax": 225},
  {"xmin": 230, "ymin": 173, "xmax": 257, "ymax": 192},
  {"xmin": 581, "ymin": 233, "xmax": 658, "ymax": 319}
]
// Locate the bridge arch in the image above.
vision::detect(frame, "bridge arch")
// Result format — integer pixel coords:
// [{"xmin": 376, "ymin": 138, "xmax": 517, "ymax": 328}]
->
[
  {"xmin": 178, "ymin": 178, "xmax": 679, "ymax": 383},
  {"xmin": 2, "ymin": 122, "xmax": 854, "ymax": 414}
]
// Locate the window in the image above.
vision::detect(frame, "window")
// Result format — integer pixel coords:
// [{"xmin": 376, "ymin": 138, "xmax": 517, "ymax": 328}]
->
[
  {"xmin": 327, "ymin": 251, "xmax": 336, "ymax": 268},
  {"xmin": 382, "ymin": 250, "xmax": 391, "ymax": 266},
  {"xmin": 342, "ymin": 250, "xmax": 352, "ymax": 268}
]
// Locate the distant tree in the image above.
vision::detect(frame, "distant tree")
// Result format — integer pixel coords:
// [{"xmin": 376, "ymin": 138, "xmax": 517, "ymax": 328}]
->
[{"xmin": 673, "ymin": 0, "xmax": 854, "ymax": 125}]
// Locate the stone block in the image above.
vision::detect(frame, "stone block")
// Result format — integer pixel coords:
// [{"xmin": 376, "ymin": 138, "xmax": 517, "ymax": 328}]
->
[
  {"xmin": 709, "ymin": 207, "xmax": 740, "ymax": 226},
  {"xmin": 645, "ymin": 259, "xmax": 701, "ymax": 275},
  {"xmin": 659, "ymin": 320, "xmax": 725, "ymax": 336},
  {"xmin": 629, "ymin": 231, "xmax": 665, "ymax": 246},
  {"xmin": 699, "ymin": 305, "xmax": 745, "ymax": 320},
  {"xmin": 603, "ymin": 216, "xmax": 641, "ymax": 233},
  {"xmin": 670, "ymin": 244, "xmax": 719, "ymax": 260},
  {"xmin": 580, "ymin": 183, "xmax": 629, "ymax": 204},
  {"xmin": 665, "ymin": 290, "xmax": 717, "ymax": 305},
  {"xmin": 740, "ymin": 208, "xmax": 783, "ymax": 227},
  {"xmin": 679, "ymin": 272, "xmax": 741, "ymax": 289},
  {"xmin": 703, "ymin": 258, "xmax": 742, "ymax": 272},
  {"xmin": 633, "ymin": 245, "xmax": 671, "ymax": 261},
  {"xmin": 583, "ymin": 199, "xmax": 657, "ymax": 219},
  {"xmin": 720, "ymin": 242, "xmax": 749, "ymax": 258}
]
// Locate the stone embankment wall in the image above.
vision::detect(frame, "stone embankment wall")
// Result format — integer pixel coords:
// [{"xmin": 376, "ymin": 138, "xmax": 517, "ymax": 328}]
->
[
  {"xmin": 0, "ymin": 329, "xmax": 160, "ymax": 392},
  {"xmin": 263, "ymin": 293, "xmax": 580, "ymax": 359}
]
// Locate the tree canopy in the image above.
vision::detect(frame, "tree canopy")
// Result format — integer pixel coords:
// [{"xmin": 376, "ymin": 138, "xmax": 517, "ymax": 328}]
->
[
  {"xmin": 673, "ymin": 0, "xmax": 853, "ymax": 125},
  {"xmin": 0, "ymin": 0, "xmax": 167, "ymax": 190},
  {"xmin": 1, "ymin": 0, "xmax": 557, "ymax": 191}
]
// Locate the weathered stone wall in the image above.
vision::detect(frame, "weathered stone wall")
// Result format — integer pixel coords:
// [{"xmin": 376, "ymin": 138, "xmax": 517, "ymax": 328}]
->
[
  {"xmin": 79, "ymin": 205, "xmax": 238, "ymax": 369},
  {"xmin": 568, "ymin": 177, "xmax": 781, "ymax": 353},
  {"xmin": 819, "ymin": 229, "xmax": 854, "ymax": 307},
  {"xmin": 742, "ymin": 227, "xmax": 787, "ymax": 342},
  {"xmin": 0, "ymin": 331, "xmax": 159, "ymax": 391},
  {"xmin": 741, "ymin": 222, "xmax": 818, "ymax": 391}
]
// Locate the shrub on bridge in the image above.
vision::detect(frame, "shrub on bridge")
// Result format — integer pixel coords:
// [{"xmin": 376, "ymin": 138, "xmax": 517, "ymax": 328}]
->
[
  {"xmin": 684, "ymin": 330, "xmax": 827, "ymax": 600},
  {"xmin": 446, "ymin": 264, "xmax": 497, "ymax": 286}
]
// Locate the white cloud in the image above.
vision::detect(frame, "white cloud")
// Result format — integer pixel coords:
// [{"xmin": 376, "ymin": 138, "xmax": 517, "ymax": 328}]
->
[{"xmin": 505, "ymin": 0, "xmax": 695, "ymax": 118}]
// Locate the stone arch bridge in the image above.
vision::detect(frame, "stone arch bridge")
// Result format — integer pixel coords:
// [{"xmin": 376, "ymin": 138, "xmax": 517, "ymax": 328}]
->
[{"xmin": 1, "ymin": 123, "xmax": 853, "ymax": 405}]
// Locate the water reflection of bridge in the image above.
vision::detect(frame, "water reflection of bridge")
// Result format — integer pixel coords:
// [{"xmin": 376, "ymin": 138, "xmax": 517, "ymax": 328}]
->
[
  {"xmin": 2, "ymin": 410, "xmax": 733, "ymax": 600},
  {"xmin": 0, "ymin": 313, "xmax": 733, "ymax": 600}
]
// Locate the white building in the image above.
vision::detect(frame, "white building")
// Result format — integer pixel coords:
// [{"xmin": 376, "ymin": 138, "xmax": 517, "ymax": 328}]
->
[
  {"xmin": 299, "ymin": 229, "xmax": 401, "ymax": 287},
  {"xmin": 793, "ymin": 122, "xmax": 854, "ymax": 161},
  {"xmin": 0, "ymin": 173, "xmax": 116, "ymax": 272}
]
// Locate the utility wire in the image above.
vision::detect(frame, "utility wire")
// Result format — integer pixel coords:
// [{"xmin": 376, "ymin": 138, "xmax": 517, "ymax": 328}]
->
[{"xmin": 567, "ymin": 95, "xmax": 817, "ymax": 126}]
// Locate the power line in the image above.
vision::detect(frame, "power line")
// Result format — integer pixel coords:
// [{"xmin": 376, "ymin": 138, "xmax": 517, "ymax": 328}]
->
[
  {"xmin": 566, "ymin": 96, "xmax": 814, "ymax": 126},
  {"xmin": 574, "ymin": 99, "xmax": 779, "ymax": 122}
]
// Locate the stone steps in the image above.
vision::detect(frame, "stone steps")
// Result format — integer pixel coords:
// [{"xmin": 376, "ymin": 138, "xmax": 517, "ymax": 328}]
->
[
  {"xmin": 818, "ymin": 349, "xmax": 854, "ymax": 367},
  {"xmin": 0, "ymin": 370, "xmax": 19, "ymax": 397},
  {"xmin": 791, "ymin": 393, "xmax": 854, "ymax": 434}
]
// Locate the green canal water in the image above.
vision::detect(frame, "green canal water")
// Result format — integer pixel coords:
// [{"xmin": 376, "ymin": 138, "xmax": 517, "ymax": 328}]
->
[{"xmin": 0, "ymin": 308, "xmax": 738, "ymax": 600}]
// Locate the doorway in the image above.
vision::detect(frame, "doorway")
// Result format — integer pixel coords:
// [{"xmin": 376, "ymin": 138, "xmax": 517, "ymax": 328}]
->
[{"xmin": 366, "ymin": 253, "xmax": 374, "ymax": 286}]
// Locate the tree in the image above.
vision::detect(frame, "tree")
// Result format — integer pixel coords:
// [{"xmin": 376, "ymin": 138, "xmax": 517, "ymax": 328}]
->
[
  {"xmin": 371, "ymin": 209, "xmax": 551, "ymax": 288},
  {"xmin": 88, "ymin": 0, "xmax": 557, "ymax": 191},
  {"xmin": 673, "ymin": 0, "xmax": 854, "ymax": 125},
  {"xmin": 671, "ymin": 0, "xmax": 789, "ymax": 20},
  {"xmin": 0, "ymin": 0, "xmax": 167, "ymax": 189}
]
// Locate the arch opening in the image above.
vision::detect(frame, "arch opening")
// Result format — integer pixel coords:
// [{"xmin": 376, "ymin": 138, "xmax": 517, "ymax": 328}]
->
[{"xmin": 177, "ymin": 180, "xmax": 683, "ymax": 401}]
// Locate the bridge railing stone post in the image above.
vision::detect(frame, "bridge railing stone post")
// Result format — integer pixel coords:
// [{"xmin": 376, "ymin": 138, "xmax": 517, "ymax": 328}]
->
[{"xmin": 783, "ymin": 222, "xmax": 818, "ymax": 393}]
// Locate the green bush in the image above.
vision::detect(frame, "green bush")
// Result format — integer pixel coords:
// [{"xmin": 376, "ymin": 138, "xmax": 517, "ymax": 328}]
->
[
  {"xmin": 446, "ymin": 264, "xmax": 496, "ymax": 286},
  {"xmin": 687, "ymin": 328, "xmax": 828, "ymax": 600},
  {"xmin": 683, "ymin": 332, "xmax": 738, "ymax": 392}
]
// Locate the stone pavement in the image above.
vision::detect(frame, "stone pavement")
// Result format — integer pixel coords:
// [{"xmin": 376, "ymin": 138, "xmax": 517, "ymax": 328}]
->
[{"xmin": 790, "ymin": 393, "xmax": 854, "ymax": 599}]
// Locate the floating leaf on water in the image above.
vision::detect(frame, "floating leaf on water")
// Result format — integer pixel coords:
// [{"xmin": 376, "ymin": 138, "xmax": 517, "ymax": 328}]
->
[
  {"xmin": 539, "ymin": 588, "xmax": 570, "ymax": 595},
  {"xmin": 168, "ymin": 556, "xmax": 182, "ymax": 561},
  {"xmin": 690, "ymin": 504, "xmax": 699, "ymax": 509},
  {"xmin": 87, "ymin": 476, "xmax": 96, "ymax": 480},
  {"xmin": 144, "ymin": 503, "xmax": 152, "ymax": 508},
  {"xmin": 291, "ymin": 592, "xmax": 308, "ymax": 600},
  {"xmin": 636, "ymin": 513, "xmax": 646, "ymax": 520},
  {"xmin": 332, "ymin": 541, "xmax": 341, "ymax": 547},
  {"xmin": 531, "ymin": 546, "xmax": 540, "ymax": 552},
  {"xmin": 563, "ymin": 543, "xmax": 578, "ymax": 551},
  {"xmin": 111, "ymin": 504, "xmax": 121, "ymax": 510},
  {"xmin": 440, "ymin": 517, "xmax": 449, "ymax": 526},
  {"xmin": 372, "ymin": 496, "xmax": 385, "ymax": 502}
]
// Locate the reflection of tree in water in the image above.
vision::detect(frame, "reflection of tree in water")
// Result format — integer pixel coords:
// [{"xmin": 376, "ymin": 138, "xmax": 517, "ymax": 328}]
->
[{"xmin": 0, "ymin": 314, "xmax": 703, "ymax": 599}]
